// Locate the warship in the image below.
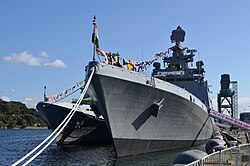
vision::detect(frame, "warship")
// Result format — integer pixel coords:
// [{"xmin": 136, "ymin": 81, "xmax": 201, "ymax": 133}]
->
[
  {"xmin": 36, "ymin": 97, "xmax": 112, "ymax": 145},
  {"xmin": 86, "ymin": 26, "xmax": 214, "ymax": 157}
]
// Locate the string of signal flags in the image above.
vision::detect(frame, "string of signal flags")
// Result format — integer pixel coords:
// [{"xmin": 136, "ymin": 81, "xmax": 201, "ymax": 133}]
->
[
  {"xmin": 44, "ymin": 16, "xmax": 169, "ymax": 103},
  {"xmin": 92, "ymin": 16, "xmax": 168, "ymax": 72},
  {"xmin": 96, "ymin": 47, "xmax": 168, "ymax": 72}
]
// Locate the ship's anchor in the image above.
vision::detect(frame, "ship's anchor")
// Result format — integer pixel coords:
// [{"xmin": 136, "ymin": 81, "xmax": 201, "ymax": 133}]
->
[
  {"xmin": 150, "ymin": 98, "xmax": 164, "ymax": 117},
  {"xmin": 132, "ymin": 98, "xmax": 164, "ymax": 130}
]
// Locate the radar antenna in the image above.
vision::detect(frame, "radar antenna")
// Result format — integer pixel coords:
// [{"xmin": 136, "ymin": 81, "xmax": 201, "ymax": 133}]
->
[{"xmin": 170, "ymin": 26, "xmax": 186, "ymax": 43}]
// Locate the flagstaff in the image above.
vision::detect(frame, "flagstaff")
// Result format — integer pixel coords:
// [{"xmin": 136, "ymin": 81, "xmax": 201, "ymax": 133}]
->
[
  {"xmin": 92, "ymin": 15, "xmax": 99, "ymax": 61},
  {"xmin": 92, "ymin": 43, "xmax": 96, "ymax": 61}
]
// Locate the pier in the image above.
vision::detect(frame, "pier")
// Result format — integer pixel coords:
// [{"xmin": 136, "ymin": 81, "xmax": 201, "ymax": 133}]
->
[
  {"xmin": 172, "ymin": 112, "xmax": 250, "ymax": 166},
  {"xmin": 183, "ymin": 143, "xmax": 250, "ymax": 166}
]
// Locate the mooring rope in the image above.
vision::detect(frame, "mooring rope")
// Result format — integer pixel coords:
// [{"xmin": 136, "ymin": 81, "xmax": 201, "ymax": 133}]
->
[{"xmin": 12, "ymin": 68, "xmax": 95, "ymax": 166}]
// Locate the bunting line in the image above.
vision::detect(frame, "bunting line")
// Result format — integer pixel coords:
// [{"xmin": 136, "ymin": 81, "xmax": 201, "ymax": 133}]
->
[
  {"xmin": 95, "ymin": 47, "xmax": 168, "ymax": 72},
  {"xmin": 44, "ymin": 81, "xmax": 84, "ymax": 103},
  {"xmin": 92, "ymin": 16, "xmax": 169, "ymax": 72}
]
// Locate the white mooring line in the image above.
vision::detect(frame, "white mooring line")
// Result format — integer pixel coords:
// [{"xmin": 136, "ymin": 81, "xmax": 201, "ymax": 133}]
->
[{"xmin": 12, "ymin": 69, "xmax": 95, "ymax": 166}]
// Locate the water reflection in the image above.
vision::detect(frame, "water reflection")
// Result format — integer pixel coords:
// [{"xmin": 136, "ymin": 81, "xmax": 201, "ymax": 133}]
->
[{"xmin": 32, "ymin": 143, "xmax": 205, "ymax": 166}]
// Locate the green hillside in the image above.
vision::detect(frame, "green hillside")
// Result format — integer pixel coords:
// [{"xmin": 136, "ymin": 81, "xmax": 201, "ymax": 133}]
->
[{"xmin": 0, "ymin": 98, "xmax": 47, "ymax": 129}]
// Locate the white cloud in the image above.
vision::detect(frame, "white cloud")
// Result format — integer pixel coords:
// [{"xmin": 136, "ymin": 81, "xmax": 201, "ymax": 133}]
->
[
  {"xmin": 44, "ymin": 59, "xmax": 67, "ymax": 68},
  {"xmin": 0, "ymin": 96, "xmax": 11, "ymax": 102},
  {"xmin": 3, "ymin": 51, "xmax": 41, "ymax": 66},
  {"xmin": 238, "ymin": 97, "xmax": 250, "ymax": 113},
  {"xmin": 40, "ymin": 51, "xmax": 49, "ymax": 58},
  {"xmin": 238, "ymin": 97, "xmax": 250, "ymax": 106},
  {"xmin": 2, "ymin": 51, "xmax": 67, "ymax": 68},
  {"xmin": 0, "ymin": 95, "xmax": 41, "ymax": 108},
  {"xmin": 22, "ymin": 97, "xmax": 41, "ymax": 108},
  {"xmin": 0, "ymin": 89, "xmax": 15, "ymax": 102}
]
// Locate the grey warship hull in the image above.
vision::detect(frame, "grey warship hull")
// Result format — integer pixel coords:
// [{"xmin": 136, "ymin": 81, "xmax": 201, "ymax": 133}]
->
[
  {"xmin": 36, "ymin": 101, "xmax": 112, "ymax": 145},
  {"xmin": 87, "ymin": 61, "xmax": 214, "ymax": 157}
]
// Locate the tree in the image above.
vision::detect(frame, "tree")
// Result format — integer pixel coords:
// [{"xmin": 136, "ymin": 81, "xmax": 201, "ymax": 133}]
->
[{"xmin": 0, "ymin": 100, "xmax": 47, "ymax": 128}]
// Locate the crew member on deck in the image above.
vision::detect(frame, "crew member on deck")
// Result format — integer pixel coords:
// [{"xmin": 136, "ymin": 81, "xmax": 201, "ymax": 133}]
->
[
  {"xmin": 127, "ymin": 60, "xmax": 135, "ymax": 71},
  {"xmin": 114, "ymin": 55, "xmax": 122, "ymax": 67}
]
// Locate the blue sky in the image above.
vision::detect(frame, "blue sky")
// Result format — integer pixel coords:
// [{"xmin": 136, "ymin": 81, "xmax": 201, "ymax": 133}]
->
[{"xmin": 1, "ymin": 1, "xmax": 250, "ymax": 114}]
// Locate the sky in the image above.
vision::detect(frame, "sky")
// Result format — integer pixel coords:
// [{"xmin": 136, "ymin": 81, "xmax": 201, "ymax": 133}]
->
[{"xmin": 0, "ymin": 1, "xmax": 250, "ymax": 115}]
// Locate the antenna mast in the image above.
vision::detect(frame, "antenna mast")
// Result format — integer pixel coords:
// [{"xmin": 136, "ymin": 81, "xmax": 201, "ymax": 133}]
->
[{"xmin": 91, "ymin": 15, "xmax": 98, "ymax": 61}]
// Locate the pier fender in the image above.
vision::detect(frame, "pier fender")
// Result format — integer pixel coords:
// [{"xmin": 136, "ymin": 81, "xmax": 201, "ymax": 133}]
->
[
  {"xmin": 213, "ymin": 134, "xmax": 224, "ymax": 140},
  {"xmin": 214, "ymin": 130, "xmax": 221, "ymax": 136},
  {"xmin": 213, "ymin": 130, "xmax": 224, "ymax": 140},
  {"xmin": 172, "ymin": 150, "xmax": 207, "ymax": 165},
  {"xmin": 205, "ymin": 139, "xmax": 226, "ymax": 154},
  {"xmin": 212, "ymin": 145, "xmax": 226, "ymax": 152}
]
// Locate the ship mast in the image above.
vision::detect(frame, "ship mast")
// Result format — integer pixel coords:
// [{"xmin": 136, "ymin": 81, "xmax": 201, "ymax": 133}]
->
[
  {"xmin": 91, "ymin": 15, "xmax": 98, "ymax": 61},
  {"xmin": 166, "ymin": 26, "xmax": 188, "ymax": 71}
]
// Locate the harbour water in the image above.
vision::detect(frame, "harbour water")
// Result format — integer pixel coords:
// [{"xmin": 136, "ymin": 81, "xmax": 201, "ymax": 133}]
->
[{"xmin": 0, "ymin": 129, "xmax": 204, "ymax": 166}]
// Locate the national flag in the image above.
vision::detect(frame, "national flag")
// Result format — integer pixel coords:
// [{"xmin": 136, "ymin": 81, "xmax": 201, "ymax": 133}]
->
[
  {"xmin": 92, "ymin": 16, "xmax": 100, "ymax": 48},
  {"xmin": 96, "ymin": 48, "xmax": 109, "ymax": 64}
]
